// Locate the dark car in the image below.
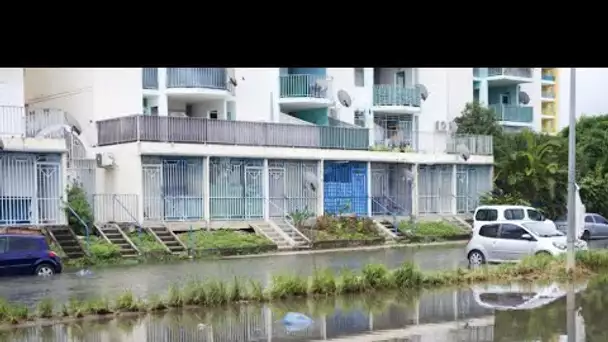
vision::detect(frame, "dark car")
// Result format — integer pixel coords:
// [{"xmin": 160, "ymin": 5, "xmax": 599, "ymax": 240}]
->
[{"xmin": 0, "ymin": 234, "xmax": 63, "ymax": 276}]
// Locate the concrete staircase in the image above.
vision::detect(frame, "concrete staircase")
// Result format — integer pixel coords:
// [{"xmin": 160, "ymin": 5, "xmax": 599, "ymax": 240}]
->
[
  {"xmin": 443, "ymin": 216, "xmax": 473, "ymax": 231},
  {"xmin": 270, "ymin": 219, "xmax": 310, "ymax": 247},
  {"xmin": 372, "ymin": 219, "xmax": 400, "ymax": 241},
  {"xmin": 97, "ymin": 223, "xmax": 140, "ymax": 257},
  {"xmin": 45, "ymin": 225, "xmax": 86, "ymax": 259},
  {"xmin": 378, "ymin": 219, "xmax": 404, "ymax": 238},
  {"xmin": 250, "ymin": 222, "xmax": 292, "ymax": 250},
  {"xmin": 144, "ymin": 223, "xmax": 187, "ymax": 254}
]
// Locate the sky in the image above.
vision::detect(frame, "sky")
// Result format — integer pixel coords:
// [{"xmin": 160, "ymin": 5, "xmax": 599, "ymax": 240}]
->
[{"xmin": 558, "ymin": 68, "xmax": 608, "ymax": 129}]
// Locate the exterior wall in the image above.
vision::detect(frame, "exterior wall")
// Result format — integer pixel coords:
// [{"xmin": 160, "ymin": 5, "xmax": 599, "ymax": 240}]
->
[
  {"xmin": 235, "ymin": 68, "xmax": 279, "ymax": 122},
  {"xmin": 519, "ymin": 68, "xmax": 542, "ymax": 131},
  {"xmin": 0, "ymin": 68, "xmax": 25, "ymax": 106}
]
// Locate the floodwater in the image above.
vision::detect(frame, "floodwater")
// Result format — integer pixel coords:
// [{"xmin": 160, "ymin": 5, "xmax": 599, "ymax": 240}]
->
[
  {"xmin": 0, "ymin": 244, "xmax": 468, "ymax": 307},
  {"xmin": 2, "ymin": 239, "xmax": 608, "ymax": 309},
  {"xmin": 1, "ymin": 276, "xmax": 604, "ymax": 341}
]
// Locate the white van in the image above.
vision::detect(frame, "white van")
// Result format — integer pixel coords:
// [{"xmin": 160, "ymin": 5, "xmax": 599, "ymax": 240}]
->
[{"xmin": 473, "ymin": 205, "xmax": 555, "ymax": 232}]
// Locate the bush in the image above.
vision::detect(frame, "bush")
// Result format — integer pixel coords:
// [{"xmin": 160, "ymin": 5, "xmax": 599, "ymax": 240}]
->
[
  {"xmin": 88, "ymin": 236, "xmax": 122, "ymax": 261},
  {"xmin": 308, "ymin": 215, "xmax": 380, "ymax": 241},
  {"xmin": 65, "ymin": 185, "xmax": 94, "ymax": 236},
  {"xmin": 129, "ymin": 232, "xmax": 166, "ymax": 253}
]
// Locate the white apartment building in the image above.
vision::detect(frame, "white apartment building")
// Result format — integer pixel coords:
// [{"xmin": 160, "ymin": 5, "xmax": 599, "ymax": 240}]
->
[{"xmin": 2, "ymin": 68, "xmax": 496, "ymax": 232}]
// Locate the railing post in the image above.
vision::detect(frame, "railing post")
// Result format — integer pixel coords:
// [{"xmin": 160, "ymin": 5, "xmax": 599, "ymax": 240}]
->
[
  {"xmin": 452, "ymin": 164, "xmax": 458, "ymax": 215},
  {"xmin": 412, "ymin": 164, "xmax": 419, "ymax": 217},
  {"xmin": 366, "ymin": 161, "xmax": 372, "ymax": 217},
  {"xmin": 263, "ymin": 159, "xmax": 269, "ymax": 221},
  {"xmin": 316, "ymin": 160, "xmax": 324, "ymax": 216},
  {"xmin": 203, "ymin": 156, "xmax": 210, "ymax": 229}
]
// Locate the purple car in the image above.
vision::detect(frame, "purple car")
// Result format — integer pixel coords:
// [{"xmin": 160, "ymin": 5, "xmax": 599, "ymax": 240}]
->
[{"xmin": 0, "ymin": 235, "xmax": 63, "ymax": 277}]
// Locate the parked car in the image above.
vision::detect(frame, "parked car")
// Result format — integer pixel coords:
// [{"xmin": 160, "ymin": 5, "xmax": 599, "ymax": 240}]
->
[
  {"xmin": 0, "ymin": 234, "xmax": 63, "ymax": 277},
  {"xmin": 466, "ymin": 221, "xmax": 587, "ymax": 266},
  {"xmin": 473, "ymin": 205, "xmax": 555, "ymax": 233},
  {"xmin": 472, "ymin": 282, "xmax": 587, "ymax": 311},
  {"xmin": 555, "ymin": 213, "xmax": 608, "ymax": 240}
]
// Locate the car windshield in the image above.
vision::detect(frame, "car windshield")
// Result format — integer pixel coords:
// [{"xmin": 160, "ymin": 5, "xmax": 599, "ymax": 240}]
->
[{"xmin": 522, "ymin": 222, "xmax": 564, "ymax": 237}]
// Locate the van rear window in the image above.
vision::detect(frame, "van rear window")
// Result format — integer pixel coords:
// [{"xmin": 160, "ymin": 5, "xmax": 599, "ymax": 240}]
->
[
  {"xmin": 504, "ymin": 209, "xmax": 525, "ymax": 220},
  {"xmin": 475, "ymin": 209, "xmax": 498, "ymax": 221}
]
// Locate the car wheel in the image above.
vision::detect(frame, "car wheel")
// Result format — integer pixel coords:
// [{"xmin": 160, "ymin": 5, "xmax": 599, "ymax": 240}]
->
[
  {"xmin": 535, "ymin": 251, "xmax": 552, "ymax": 257},
  {"xmin": 582, "ymin": 230, "xmax": 591, "ymax": 241},
  {"xmin": 35, "ymin": 264, "xmax": 55, "ymax": 277},
  {"xmin": 468, "ymin": 250, "xmax": 486, "ymax": 266}
]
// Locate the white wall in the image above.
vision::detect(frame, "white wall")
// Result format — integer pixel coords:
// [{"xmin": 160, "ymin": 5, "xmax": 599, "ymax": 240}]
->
[
  {"xmin": 519, "ymin": 69, "xmax": 542, "ymax": 131},
  {"xmin": 0, "ymin": 68, "xmax": 24, "ymax": 106},
  {"xmin": 234, "ymin": 68, "xmax": 279, "ymax": 122}
]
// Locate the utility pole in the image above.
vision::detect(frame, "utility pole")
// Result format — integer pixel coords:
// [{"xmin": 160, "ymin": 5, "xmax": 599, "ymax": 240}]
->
[{"xmin": 567, "ymin": 68, "xmax": 577, "ymax": 271}]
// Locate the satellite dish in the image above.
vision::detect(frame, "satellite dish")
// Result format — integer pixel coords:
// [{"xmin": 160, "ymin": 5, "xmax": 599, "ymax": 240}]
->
[
  {"xmin": 303, "ymin": 171, "xmax": 319, "ymax": 192},
  {"xmin": 337, "ymin": 90, "xmax": 352, "ymax": 108},
  {"xmin": 519, "ymin": 91, "xmax": 530, "ymax": 105},
  {"xmin": 415, "ymin": 84, "xmax": 429, "ymax": 101},
  {"xmin": 457, "ymin": 144, "xmax": 470, "ymax": 162},
  {"xmin": 229, "ymin": 77, "xmax": 238, "ymax": 87},
  {"xmin": 403, "ymin": 168, "xmax": 414, "ymax": 181}
]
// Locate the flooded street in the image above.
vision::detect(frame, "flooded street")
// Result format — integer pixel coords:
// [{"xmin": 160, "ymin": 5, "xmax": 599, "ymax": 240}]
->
[
  {"xmin": 1, "ymin": 276, "xmax": 602, "ymax": 341},
  {"xmin": 0, "ymin": 244, "xmax": 468, "ymax": 307}
]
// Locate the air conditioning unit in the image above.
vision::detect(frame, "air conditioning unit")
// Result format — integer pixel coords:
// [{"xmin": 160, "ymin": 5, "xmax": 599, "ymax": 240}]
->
[
  {"xmin": 96, "ymin": 152, "xmax": 115, "ymax": 169},
  {"xmin": 435, "ymin": 120, "xmax": 448, "ymax": 132}
]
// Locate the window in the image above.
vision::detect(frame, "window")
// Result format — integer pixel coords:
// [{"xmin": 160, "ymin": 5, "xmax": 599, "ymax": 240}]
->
[
  {"xmin": 475, "ymin": 209, "xmax": 498, "ymax": 221},
  {"xmin": 501, "ymin": 93, "xmax": 510, "ymax": 105},
  {"xmin": 504, "ymin": 208, "xmax": 525, "ymax": 220},
  {"xmin": 479, "ymin": 224, "xmax": 499, "ymax": 238},
  {"xmin": 499, "ymin": 224, "xmax": 528, "ymax": 240},
  {"xmin": 585, "ymin": 215, "xmax": 594, "ymax": 223},
  {"xmin": 395, "ymin": 71, "xmax": 406, "ymax": 87},
  {"xmin": 527, "ymin": 209, "xmax": 544, "ymax": 221},
  {"xmin": 0, "ymin": 237, "xmax": 6, "ymax": 253},
  {"xmin": 354, "ymin": 111, "xmax": 365, "ymax": 127},
  {"xmin": 151, "ymin": 106, "xmax": 158, "ymax": 116},
  {"xmin": 8, "ymin": 237, "xmax": 39, "ymax": 252},
  {"xmin": 594, "ymin": 215, "xmax": 608, "ymax": 225},
  {"xmin": 208, "ymin": 110, "xmax": 218, "ymax": 120},
  {"xmin": 354, "ymin": 68, "xmax": 365, "ymax": 87}
]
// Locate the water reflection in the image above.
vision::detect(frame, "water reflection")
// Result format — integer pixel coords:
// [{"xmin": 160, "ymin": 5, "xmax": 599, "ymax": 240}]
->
[{"xmin": 3, "ymin": 277, "xmax": 608, "ymax": 341}]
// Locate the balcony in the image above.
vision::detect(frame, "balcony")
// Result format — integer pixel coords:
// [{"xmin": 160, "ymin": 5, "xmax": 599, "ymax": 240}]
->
[
  {"xmin": 96, "ymin": 115, "xmax": 369, "ymax": 150},
  {"xmin": 166, "ymin": 68, "xmax": 233, "ymax": 98},
  {"xmin": 372, "ymin": 85, "xmax": 421, "ymax": 114},
  {"xmin": 486, "ymin": 68, "xmax": 534, "ymax": 86},
  {"xmin": 278, "ymin": 74, "xmax": 333, "ymax": 110},
  {"xmin": 542, "ymin": 90, "xmax": 556, "ymax": 100},
  {"xmin": 542, "ymin": 74, "xmax": 556, "ymax": 82},
  {"xmin": 473, "ymin": 68, "xmax": 481, "ymax": 78},
  {"xmin": 490, "ymin": 104, "xmax": 533, "ymax": 124},
  {"xmin": 1, "ymin": 106, "xmax": 67, "ymax": 138}
]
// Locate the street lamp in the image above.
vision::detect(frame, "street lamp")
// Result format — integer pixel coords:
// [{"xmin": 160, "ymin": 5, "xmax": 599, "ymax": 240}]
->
[{"xmin": 567, "ymin": 68, "xmax": 577, "ymax": 271}]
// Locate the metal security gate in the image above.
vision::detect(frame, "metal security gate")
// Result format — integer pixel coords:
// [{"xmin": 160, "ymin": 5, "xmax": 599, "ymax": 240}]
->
[
  {"xmin": 142, "ymin": 157, "xmax": 204, "ymax": 222},
  {"xmin": 0, "ymin": 153, "xmax": 63, "ymax": 226},
  {"xmin": 457, "ymin": 165, "xmax": 493, "ymax": 214},
  {"xmin": 370, "ymin": 163, "xmax": 412, "ymax": 216},
  {"xmin": 268, "ymin": 160, "xmax": 318, "ymax": 218},
  {"xmin": 209, "ymin": 158, "xmax": 264, "ymax": 220},
  {"xmin": 323, "ymin": 161, "xmax": 368, "ymax": 216},
  {"xmin": 67, "ymin": 159, "xmax": 96, "ymax": 203},
  {"xmin": 418, "ymin": 165, "xmax": 453, "ymax": 215}
]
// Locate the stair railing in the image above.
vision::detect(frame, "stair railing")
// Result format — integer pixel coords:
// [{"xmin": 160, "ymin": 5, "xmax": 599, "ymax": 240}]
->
[
  {"xmin": 112, "ymin": 194, "xmax": 144, "ymax": 239},
  {"xmin": 268, "ymin": 200, "xmax": 310, "ymax": 243},
  {"xmin": 61, "ymin": 199, "xmax": 91, "ymax": 253}
]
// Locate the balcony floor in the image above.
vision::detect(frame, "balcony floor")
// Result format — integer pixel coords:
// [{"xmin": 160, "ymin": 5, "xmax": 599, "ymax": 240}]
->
[
  {"xmin": 487, "ymin": 77, "xmax": 534, "ymax": 86},
  {"xmin": 371, "ymin": 105, "xmax": 421, "ymax": 115},
  {"xmin": 165, "ymin": 87, "xmax": 232, "ymax": 100},
  {"xmin": 277, "ymin": 97, "xmax": 333, "ymax": 111}
]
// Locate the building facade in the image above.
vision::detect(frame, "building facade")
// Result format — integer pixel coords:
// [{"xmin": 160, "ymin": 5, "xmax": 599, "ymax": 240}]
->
[{"xmin": 10, "ymin": 68, "xmax": 496, "ymax": 230}]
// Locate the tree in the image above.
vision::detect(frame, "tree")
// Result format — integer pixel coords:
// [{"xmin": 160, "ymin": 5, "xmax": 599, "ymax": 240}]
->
[
  {"xmin": 454, "ymin": 102, "xmax": 503, "ymax": 136},
  {"xmin": 66, "ymin": 185, "xmax": 94, "ymax": 236}
]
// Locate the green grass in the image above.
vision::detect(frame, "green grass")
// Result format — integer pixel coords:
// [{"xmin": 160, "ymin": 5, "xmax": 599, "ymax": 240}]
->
[
  {"xmin": 1, "ymin": 249, "xmax": 606, "ymax": 326},
  {"xmin": 177, "ymin": 229, "xmax": 272, "ymax": 249},
  {"xmin": 128, "ymin": 232, "xmax": 167, "ymax": 253},
  {"xmin": 304, "ymin": 215, "xmax": 382, "ymax": 241},
  {"xmin": 399, "ymin": 221, "xmax": 468, "ymax": 241}
]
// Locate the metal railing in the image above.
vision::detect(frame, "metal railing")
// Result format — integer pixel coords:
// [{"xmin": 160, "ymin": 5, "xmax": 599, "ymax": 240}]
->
[
  {"xmin": 97, "ymin": 115, "xmax": 370, "ymax": 150},
  {"xmin": 62, "ymin": 199, "xmax": 90, "ymax": 251},
  {"xmin": 542, "ymin": 91, "xmax": 556, "ymax": 98},
  {"xmin": 142, "ymin": 68, "xmax": 158, "ymax": 89},
  {"xmin": 373, "ymin": 85, "xmax": 421, "ymax": 107},
  {"xmin": 487, "ymin": 68, "xmax": 533, "ymax": 78},
  {"xmin": 447, "ymin": 134, "xmax": 494, "ymax": 155},
  {"xmin": 1, "ymin": 106, "xmax": 67, "ymax": 138},
  {"xmin": 489, "ymin": 104, "xmax": 533, "ymax": 123},
  {"xmin": 279, "ymin": 74, "xmax": 333, "ymax": 99},
  {"xmin": 93, "ymin": 194, "xmax": 139, "ymax": 223},
  {"xmin": 268, "ymin": 200, "xmax": 310, "ymax": 243},
  {"xmin": 167, "ymin": 68, "xmax": 233, "ymax": 92}
]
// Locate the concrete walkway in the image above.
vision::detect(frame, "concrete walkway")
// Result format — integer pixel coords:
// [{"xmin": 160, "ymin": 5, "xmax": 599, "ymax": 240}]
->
[{"xmin": 222, "ymin": 240, "xmax": 468, "ymax": 260}]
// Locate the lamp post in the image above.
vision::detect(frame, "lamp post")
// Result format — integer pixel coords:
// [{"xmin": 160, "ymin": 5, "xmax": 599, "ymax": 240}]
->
[{"xmin": 566, "ymin": 68, "xmax": 577, "ymax": 271}]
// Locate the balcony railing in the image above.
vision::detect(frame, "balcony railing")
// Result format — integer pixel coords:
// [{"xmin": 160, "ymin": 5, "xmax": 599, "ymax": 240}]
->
[
  {"xmin": 1, "ymin": 106, "xmax": 67, "ymax": 138},
  {"xmin": 490, "ymin": 104, "xmax": 533, "ymax": 123},
  {"xmin": 373, "ymin": 85, "xmax": 421, "ymax": 107},
  {"xmin": 542, "ymin": 74, "xmax": 556, "ymax": 82},
  {"xmin": 473, "ymin": 68, "xmax": 481, "ymax": 78},
  {"xmin": 166, "ymin": 68, "xmax": 233, "ymax": 92},
  {"xmin": 96, "ymin": 115, "xmax": 369, "ymax": 150},
  {"xmin": 279, "ymin": 74, "xmax": 332, "ymax": 99},
  {"xmin": 142, "ymin": 68, "xmax": 158, "ymax": 89},
  {"xmin": 542, "ymin": 91, "xmax": 556, "ymax": 99},
  {"xmin": 446, "ymin": 134, "xmax": 494, "ymax": 156},
  {"xmin": 487, "ymin": 68, "xmax": 533, "ymax": 79}
]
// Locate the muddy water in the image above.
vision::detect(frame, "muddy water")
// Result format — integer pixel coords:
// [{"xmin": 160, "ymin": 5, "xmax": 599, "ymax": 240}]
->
[{"xmin": 3, "ymin": 276, "xmax": 605, "ymax": 341}]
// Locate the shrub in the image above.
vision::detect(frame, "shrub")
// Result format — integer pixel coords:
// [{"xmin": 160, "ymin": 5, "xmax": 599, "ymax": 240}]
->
[
  {"xmin": 65, "ymin": 185, "xmax": 94, "ymax": 236},
  {"xmin": 89, "ymin": 237, "xmax": 122, "ymax": 261},
  {"xmin": 311, "ymin": 215, "xmax": 380, "ymax": 241}
]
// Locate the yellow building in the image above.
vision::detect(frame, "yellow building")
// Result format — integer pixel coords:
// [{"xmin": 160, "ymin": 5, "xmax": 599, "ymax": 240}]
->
[{"xmin": 541, "ymin": 68, "xmax": 559, "ymax": 134}]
